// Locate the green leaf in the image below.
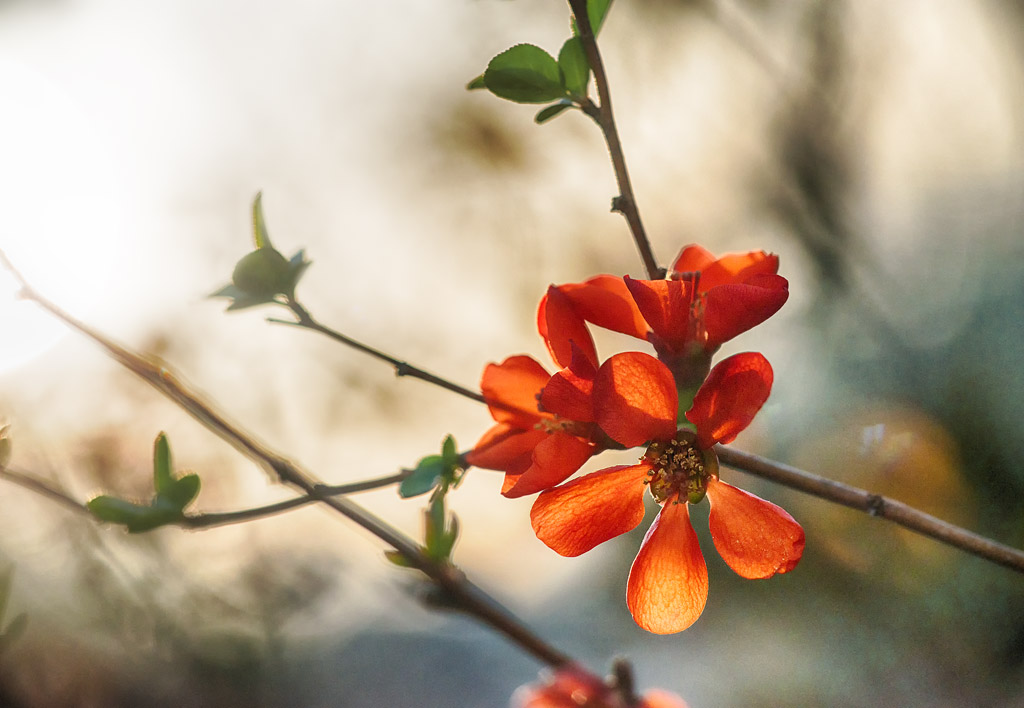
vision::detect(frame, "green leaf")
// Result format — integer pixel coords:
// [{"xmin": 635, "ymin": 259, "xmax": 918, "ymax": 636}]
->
[
  {"xmin": 285, "ymin": 249, "xmax": 312, "ymax": 296},
  {"xmin": 87, "ymin": 496, "xmax": 182, "ymax": 533},
  {"xmin": 384, "ymin": 550, "xmax": 414, "ymax": 568},
  {"xmin": 251, "ymin": 192, "xmax": 273, "ymax": 250},
  {"xmin": 160, "ymin": 473, "xmax": 201, "ymax": 510},
  {"xmin": 441, "ymin": 435, "xmax": 458, "ymax": 468},
  {"xmin": 399, "ymin": 456, "xmax": 445, "ymax": 499},
  {"xmin": 152, "ymin": 432, "xmax": 173, "ymax": 495},
  {"xmin": 466, "ymin": 74, "xmax": 486, "ymax": 91},
  {"xmin": 572, "ymin": 0, "xmax": 613, "ymax": 37},
  {"xmin": 231, "ymin": 248, "xmax": 292, "ymax": 299},
  {"xmin": 484, "ymin": 44, "xmax": 566, "ymax": 104},
  {"xmin": 535, "ymin": 101, "xmax": 574, "ymax": 124},
  {"xmin": 558, "ymin": 37, "xmax": 589, "ymax": 97},
  {"xmin": 439, "ymin": 513, "xmax": 459, "ymax": 559}
]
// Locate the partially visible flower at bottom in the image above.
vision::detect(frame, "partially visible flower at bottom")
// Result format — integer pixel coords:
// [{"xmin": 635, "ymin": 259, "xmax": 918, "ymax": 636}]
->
[
  {"xmin": 530, "ymin": 351, "xmax": 805, "ymax": 634},
  {"xmin": 513, "ymin": 666, "xmax": 689, "ymax": 708}
]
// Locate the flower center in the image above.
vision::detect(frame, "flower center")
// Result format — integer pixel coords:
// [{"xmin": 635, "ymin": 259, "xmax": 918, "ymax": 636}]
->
[{"xmin": 642, "ymin": 430, "xmax": 718, "ymax": 504}]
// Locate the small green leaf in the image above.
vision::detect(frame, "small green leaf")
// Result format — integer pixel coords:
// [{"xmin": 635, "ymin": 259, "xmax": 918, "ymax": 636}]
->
[
  {"xmin": 384, "ymin": 550, "xmax": 414, "ymax": 567},
  {"xmin": 572, "ymin": 0, "xmax": 613, "ymax": 37},
  {"xmin": 558, "ymin": 37, "xmax": 589, "ymax": 97},
  {"xmin": 231, "ymin": 248, "xmax": 292, "ymax": 299},
  {"xmin": 152, "ymin": 433, "xmax": 173, "ymax": 495},
  {"xmin": 286, "ymin": 249, "xmax": 312, "ymax": 296},
  {"xmin": 399, "ymin": 456, "xmax": 445, "ymax": 499},
  {"xmin": 209, "ymin": 283, "xmax": 244, "ymax": 299},
  {"xmin": 441, "ymin": 435, "xmax": 458, "ymax": 468},
  {"xmin": 87, "ymin": 496, "xmax": 182, "ymax": 533},
  {"xmin": 484, "ymin": 44, "xmax": 566, "ymax": 104},
  {"xmin": 251, "ymin": 192, "xmax": 273, "ymax": 250},
  {"xmin": 160, "ymin": 473, "xmax": 201, "ymax": 510},
  {"xmin": 439, "ymin": 513, "xmax": 459, "ymax": 559},
  {"xmin": 535, "ymin": 101, "xmax": 574, "ymax": 124},
  {"xmin": 466, "ymin": 74, "xmax": 487, "ymax": 91},
  {"xmin": 224, "ymin": 293, "xmax": 281, "ymax": 311}
]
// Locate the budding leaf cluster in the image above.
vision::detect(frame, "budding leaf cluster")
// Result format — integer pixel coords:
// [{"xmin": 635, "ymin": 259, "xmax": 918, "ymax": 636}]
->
[
  {"xmin": 87, "ymin": 432, "xmax": 201, "ymax": 533},
  {"xmin": 210, "ymin": 192, "xmax": 311, "ymax": 311},
  {"xmin": 467, "ymin": 0, "xmax": 613, "ymax": 123},
  {"xmin": 387, "ymin": 435, "xmax": 463, "ymax": 566}
]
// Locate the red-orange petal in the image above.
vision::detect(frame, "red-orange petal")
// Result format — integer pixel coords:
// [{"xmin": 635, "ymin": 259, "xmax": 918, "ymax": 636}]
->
[
  {"xmin": 503, "ymin": 431, "xmax": 595, "ymax": 498},
  {"xmin": 540, "ymin": 365, "xmax": 595, "ymax": 423},
  {"xmin": 705, "ymin": 477, "xmax": 805, "ymax": 578},
  {"xmin": 561, "ymin": 275, "xmax": 650, "ymax": 340},
  {"xmin": 687, "ymin": 352, "xmax": 773, "ymax": 448},
  {"xmin": 671, "ymin": 244, "xmax": 716, "ymax": 273},
  {"xmin": 702, "ymin": 274, "xmax": 789, "ymax": 349},
  {"xmin": 697, "ymin": 250, "xmax": 779, "ymax": 292},
  {"xmin": 538, "ymin": 286, "xmax": 598, "ymax": 370},
  {"xmin": 481, "ymin": 356, "xmax": 550, "ymax": 428},
  {"xmin": 466, "ymin": 424, "xmax": 547, "ymax": 471},
  {"xmin": 640, "ymin": 690, "xmax": 691, "ymax": 708},
  {"xmin": 593, "ymin": 352, "xmax": 678, "ymax": 448},
  {"xmin": 626, "ymin": 498, "xmax": 708, "ymax": 634},
  {"xmin": 623, "ymin": 276, "xmax": 693, "ymax": 351},
  {"xmin": 530, "ymin": 464, "xmax": 650, "ymax": 556}
]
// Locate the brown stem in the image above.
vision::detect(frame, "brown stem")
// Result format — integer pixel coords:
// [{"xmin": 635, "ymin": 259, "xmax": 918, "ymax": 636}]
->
[
  {"xmin": 568, "ymin": 0, "xmax": 662, "ymax": 280},
  {"xmin": 271, "ymin": 299, "xmax": 486, "ymax": 404},
  {"xmin": 716, "ymin": 445, "xmax": 1024, "ymax": 573},
  {"xmin": 183, "ymin": 472, "xmax": 407, "ymax": 528},
  {"xmin": 0, "ymin": 252, "xmax": 570, "ymax": 667}
]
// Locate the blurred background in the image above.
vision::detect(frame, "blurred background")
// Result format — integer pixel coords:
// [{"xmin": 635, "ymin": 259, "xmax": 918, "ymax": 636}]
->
[{"xmin": 1, "ymin": 0, "xmax": 1023, "ymax": 705}]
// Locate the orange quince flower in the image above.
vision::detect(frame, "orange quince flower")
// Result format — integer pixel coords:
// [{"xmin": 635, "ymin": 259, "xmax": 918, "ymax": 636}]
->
[
  {"xmin": 530, "ymin": 351, "xmax": 805, "ymax": 634},
  {"xmin": 466, "ymin": 354, "xmax": 599, "ymax": 498},
  {"xmin": 513, "ymin": 665, "xmax": 690, "ymax": 708},
  {"xmin": 538, "ymin": 245, "xmax": 789, "ymax": 370}
]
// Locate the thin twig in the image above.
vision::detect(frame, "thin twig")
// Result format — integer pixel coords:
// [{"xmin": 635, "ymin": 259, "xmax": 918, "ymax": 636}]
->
[
  {"xmin": 271, "ymin": 298, "xmax": 486, "ymax": 404},
  {"xmin": 183, "ymin": 472, "xmax": 408, "ymax": 529},
  {"xmin": 0, "ymin": 250, "xmax": 570, "ymax": 667},
  {"xmin": 567, "ymin": 0, "xmax": 662, "ymax": 280},
  {"xmin": 717, "ymin": 446, "xmax": 1024, "ymax": 573},
  {"xmin": 0, "ymin": 466, "xmax": 90, "ymax": 516}
]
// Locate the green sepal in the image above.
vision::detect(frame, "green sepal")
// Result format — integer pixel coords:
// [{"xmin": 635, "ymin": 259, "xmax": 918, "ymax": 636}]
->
[
  {"xmin": 558, "ymin": 37, "xmax": 589, "ymax": 97},
  {"xmin": 483, "ymin": 44, "xmax": 566, "ymax": 104},
  {"xmin": 399, "ymin": 455, "xmax": 446, "ymax": 499},
  {"xmin": 535, "ymin": 101, "xmax": 574, "ymax": 124},
  {"xmin": 571, "ymin": 0, "xmax": 613, "ymax": 37},
  {"xmin": 466, "ymin": 74, "xmax": 487, "ymax": 91}
]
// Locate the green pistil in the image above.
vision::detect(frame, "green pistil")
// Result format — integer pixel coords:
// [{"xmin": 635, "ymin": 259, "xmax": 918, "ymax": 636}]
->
[{"xmin": 643, "ymin": 430, "xmax": 716, "ymax": 504}]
